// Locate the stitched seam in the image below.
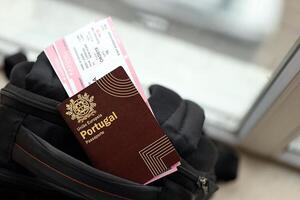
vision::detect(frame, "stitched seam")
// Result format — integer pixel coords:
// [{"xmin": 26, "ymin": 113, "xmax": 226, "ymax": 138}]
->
[
  {"xmin": 28, "ymin": 129, "xmax": 135, "ymax": 187},
  {"xmin": 15, "ymin": 143, "xmax": 130, "ymax": 200}
]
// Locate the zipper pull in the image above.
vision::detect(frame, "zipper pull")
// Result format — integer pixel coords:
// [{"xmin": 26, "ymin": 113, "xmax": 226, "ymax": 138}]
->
[{"xmin": 197, "ymin": 176, "xmax": 208, "ymax": 196}]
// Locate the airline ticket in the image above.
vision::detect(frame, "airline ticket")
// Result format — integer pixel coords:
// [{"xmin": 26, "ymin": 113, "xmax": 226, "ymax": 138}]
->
[{"xmin": 44, "ymin": 17, "xmax": 148, "ymax": 104}]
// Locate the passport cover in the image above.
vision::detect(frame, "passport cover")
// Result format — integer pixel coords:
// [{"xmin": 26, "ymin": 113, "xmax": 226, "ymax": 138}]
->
[{"xmin": 58, "ymin": 66, "xmax": 180, "ymax": 184}]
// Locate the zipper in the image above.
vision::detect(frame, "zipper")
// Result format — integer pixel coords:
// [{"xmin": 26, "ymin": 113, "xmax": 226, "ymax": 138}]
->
[
  {"xmin": 1, "ymin": 84, "xmax": 212, "ymax": 196},
  {"xmin": 178, "ymin": 165, "xmax": 209, "ymax": 196},
  {"xmin": 197, "ymin": 176, "xmax": 208, "ymax": 195}
]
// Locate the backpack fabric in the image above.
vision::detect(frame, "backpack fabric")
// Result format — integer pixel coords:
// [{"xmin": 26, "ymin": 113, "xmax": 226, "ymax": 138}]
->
[{"xmin": 0, "ymin": 52, "xmax": 218, "ymax": 200}]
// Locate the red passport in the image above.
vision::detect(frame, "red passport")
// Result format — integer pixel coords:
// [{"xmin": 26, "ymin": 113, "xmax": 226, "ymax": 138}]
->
[{"xmin": 58, "ymin": 66, "xmax": 180, "ymax": 184}]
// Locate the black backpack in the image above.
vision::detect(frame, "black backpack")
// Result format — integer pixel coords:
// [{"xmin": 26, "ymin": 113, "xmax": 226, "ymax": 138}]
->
[{"xmin": 0, "ymin": 52, "xmax": 218, "ymax": 200}]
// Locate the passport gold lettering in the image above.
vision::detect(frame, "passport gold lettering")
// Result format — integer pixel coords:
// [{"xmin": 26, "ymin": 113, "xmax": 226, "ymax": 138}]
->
[{"xmin": 80, "ymin": 111, "xmax": 118, "ymax": 140}]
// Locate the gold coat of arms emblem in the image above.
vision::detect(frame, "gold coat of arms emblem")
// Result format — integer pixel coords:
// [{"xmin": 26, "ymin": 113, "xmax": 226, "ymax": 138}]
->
[{"xmin": 65, "ymin": 93, "xmax": 96, "ymax": 123}]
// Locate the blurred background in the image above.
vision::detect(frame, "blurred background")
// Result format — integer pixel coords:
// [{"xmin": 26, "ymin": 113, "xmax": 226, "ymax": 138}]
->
[{"xmin": 1, "ymin": 0, "xmax": 300, "ymax": 199}]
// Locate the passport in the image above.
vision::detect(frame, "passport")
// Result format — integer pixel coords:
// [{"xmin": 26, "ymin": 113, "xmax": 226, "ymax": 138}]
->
[{"xmin": 58, "ymin": 66, "xmax": 180, "ymax": 184}]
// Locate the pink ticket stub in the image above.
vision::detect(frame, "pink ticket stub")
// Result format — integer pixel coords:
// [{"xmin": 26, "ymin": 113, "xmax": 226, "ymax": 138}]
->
[{"xmin": 44, "ymin": 17, "xmax": 149, "ymax": 106}]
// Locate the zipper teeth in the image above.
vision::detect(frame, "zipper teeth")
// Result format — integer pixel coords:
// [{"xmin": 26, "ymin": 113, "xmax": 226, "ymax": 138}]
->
[
  {"xmin": 178, "ymin": 165, "xmax": 209, "ymax": 195},
  {"xmin": 178, "ymin": 165, "xmax": 198, "ymax": 181},
  {"xmin": 1, "ymin": 88, "xmax": 58, "ymax": 113}
]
